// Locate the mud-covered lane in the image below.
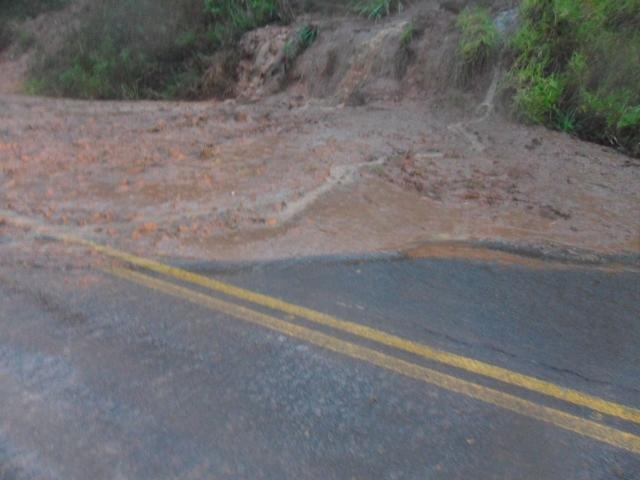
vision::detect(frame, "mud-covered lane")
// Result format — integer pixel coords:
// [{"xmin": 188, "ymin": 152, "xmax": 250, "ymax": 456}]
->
[
  {"xmin": 1, "ymin": 93, "xmax": 639, "ymax": 263},
  {"xmin": 0, "ymin": 236, "xmax": 638, "ymax": 479}
]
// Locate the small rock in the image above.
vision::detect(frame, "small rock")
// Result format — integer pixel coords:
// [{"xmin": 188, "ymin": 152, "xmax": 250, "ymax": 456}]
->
[
  {"xmin": 116, "ymin": 180, "xmax": 129, "ymax": 193},
  {"xmin": 140, "ymin": 222, "xmax": 158, "ymax": 233},
  {"xmin": 463, "ymin": 191, "xmax": 480, "ymax": 200},
  {"xmin": 200, "ymin": 145, "xmax": 218, "ymax": 160},
  {"xmin": 132, "ymin": 222, "xmax": 158, "ymax": 240},
  {"xmin": 234, "ymin": 111, "xmax": 250, "ymax": 122},
  {"xmin": 525, "ymin": 138, "xmax": 543, "ymax": 150},
  {"xmin": 148, "ymin": 121, "xmax": 166, "ymax": 133},
  {"xmin": 346, "ymin": 89, "xmax": 367, "ymax": 107}
]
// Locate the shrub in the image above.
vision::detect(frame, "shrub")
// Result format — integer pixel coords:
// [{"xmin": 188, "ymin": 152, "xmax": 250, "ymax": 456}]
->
[
  {"xmin": 400, "ymin": 21, "xmax": 415, "ymax": 47},
  {"xmin": 29, "ymin": 0, "xmax": 189, "ymax": 99},
  {"xmin": 0, "ymin": 0, "xmax": 69, "ymax": 18},
  {"xmin": 15, "ymin": 28, "xmax": 35, "ymax": 51},
  {"xmin": 507, "ymin": 0, "xmax": 640, "ymax": 157},
  {"xmin": 456, "ymin": 6, "xmax": 501, "ymax": 85},
  {"xmin": 0, "ymin": 0, "xmax": 69, "ymax": 51},
  {"xmin": 28, "ymin": 0, "xmax": 293, "ymax": 100},
  {"xmin": 0, "ymin": 23, "xmax": 13, "ymax": 51},
  {"xmin": 204, "ymin": 0, "xmax": 289, "ymax": 44}
]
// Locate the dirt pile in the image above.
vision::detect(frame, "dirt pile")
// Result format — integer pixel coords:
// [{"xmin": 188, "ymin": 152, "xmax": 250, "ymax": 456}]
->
[
  {"xmin": 232, "ymin": 1, "xmax": 463, "ymax": 105},
  {"xmin": 1, "ymin": 91, "xmax": 638, "ymax": 263},
  {"xmin": 235, "ymin": 25, "xmax": 293, "ymax": 101},
  {"xmin": 230, "ymin": 0, "xmax": 515, "ymax": 107}
]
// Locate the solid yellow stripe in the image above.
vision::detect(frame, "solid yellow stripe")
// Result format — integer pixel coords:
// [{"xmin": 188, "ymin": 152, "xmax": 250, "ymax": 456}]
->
[
  {"xmin": 67, "ymin": 235, "xmax": 640, "ymax": 426},
  {"xmin": 1, "ymin": 210, "xmax": 638, "ymax": 426},
  {"xmin": 108, "ymin": 266, "xmax": 640, "ymax": 455}
]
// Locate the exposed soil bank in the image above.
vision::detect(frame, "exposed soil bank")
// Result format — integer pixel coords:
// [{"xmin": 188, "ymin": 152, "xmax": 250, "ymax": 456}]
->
[{"xmin": 0, "ymin": 0, "xmax": 637, "ymax": 264}]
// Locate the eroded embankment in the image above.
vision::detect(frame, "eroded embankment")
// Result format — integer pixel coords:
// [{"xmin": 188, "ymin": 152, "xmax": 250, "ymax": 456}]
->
[{"xmin": 0, "ymin": 1, "xmax": 638, "ymax": 264}]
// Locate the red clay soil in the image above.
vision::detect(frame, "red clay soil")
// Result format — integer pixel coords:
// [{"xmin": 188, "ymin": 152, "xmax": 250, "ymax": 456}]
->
[
  {"xmin": 1, "ymin": 91, "xmax": 638, "ymax": 263},
  {"xmin": 0, "ymin": 0, "xmax": 638, "ymax": 263}
]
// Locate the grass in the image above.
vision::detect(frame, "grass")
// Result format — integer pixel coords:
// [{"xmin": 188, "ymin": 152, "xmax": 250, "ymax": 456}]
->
[
  {"xmin": 0, "ymin": 0, "xmax": 69, "ymax": 17},
  {"xmin": 27, "ymin": 0, "xmax": 293, "ymax": 100},
  {"xmin": 19, "ymin": 0, "xmax": 639, "ymax": 159},
  {"xmin": 204, "ymin": 0, "xmax": 290, "ymax": 45},
  {"xmin": 0, "ymin": 0, "xmax": 69, "ymax": 51},
  {"xmin": 506, "ymin": 0, "xmax": 640, "ymax": 157},
  {"xmin": 29, "ymin": 0, "xmax": 193, "ymax": 99},
  {"xmin": 455, "ymin": 6, "xmax": 501, "ymax": 86},
  {"xmin": 400, "ymin": 21, "xmax": 415, "ymax": 47},
  {"xmin": 284, "ymin": 23, "xmax": 318, "ymax": 64},
  {"xmin": 353, "ymin": 0, "xmax": 403, "ymax": 20},
  {"xmin": 16, "ymin": 28, "xmax": 35, "ymax": 50}
]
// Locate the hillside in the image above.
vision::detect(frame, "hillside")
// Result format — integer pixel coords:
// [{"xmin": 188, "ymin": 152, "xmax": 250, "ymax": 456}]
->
[{"xmin": 0, "ymin": 0, "xmax": 638, "ymax": 262}]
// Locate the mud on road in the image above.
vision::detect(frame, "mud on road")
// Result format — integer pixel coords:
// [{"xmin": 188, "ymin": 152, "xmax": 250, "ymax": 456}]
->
[
  {"xmin": 1, "ymin": 0, "xmax": 638, "ymax": 265},
  {"xmin": 1, "ymin": 90, "xmax": 639, "ymax": 263}
]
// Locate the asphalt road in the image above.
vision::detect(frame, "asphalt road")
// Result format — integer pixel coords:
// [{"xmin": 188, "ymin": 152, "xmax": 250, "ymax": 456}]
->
[{"xmin": 0, "ymin": 235, "xmax": 639, "ymax": 479}]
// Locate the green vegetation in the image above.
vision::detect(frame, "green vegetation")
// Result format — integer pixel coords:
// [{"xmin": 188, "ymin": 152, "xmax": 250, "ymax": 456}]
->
[
  {"xmin": 507, "ymin": 0, "xmax": 640, "ymax": 156},
  {"xmin": 14, "ymin": 0, "xmax": 640, "ymax": 158},
  {"xmin": 400, "ymin": 21, "xmax": 415, "ymax": 47},
  {"xmin": 14, "ymin": 27, "xmax": 35, "ymax": 52},
  {"xmin": 0, "ymin": 0, "xmax": 68, "ymax": 17},
  {"xmin": 284, "ymin": 23, "xmax": 318, "ymax": 64},
  {"xmin": 0, "ymin": 0, "xmax": 69, "ymax": 51},
  {"xmin": 353, "ymin": 0, "xmax": 402, "ymax": 20},
  {"xmin": 455, "ymin": 6, "xmax": 501, "ymax": 85},
  {"xmin": 27, "ymin": 0, "xmax": 292, "ymax": 99},
  {"xmin": 204, "ymin": 0, "xmax": 291, "ymax": 46}
]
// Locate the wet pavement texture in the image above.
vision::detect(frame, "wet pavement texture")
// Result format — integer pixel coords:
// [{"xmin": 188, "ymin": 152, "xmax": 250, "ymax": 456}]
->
[{"xmin": 0, "ymin": 246, "xmax": 638, "ymax": 479}]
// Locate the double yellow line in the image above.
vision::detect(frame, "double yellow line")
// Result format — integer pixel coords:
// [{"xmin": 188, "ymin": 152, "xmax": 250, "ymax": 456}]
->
[
  {"xmin": 2, "ymin": 210, "xmax": 639, "ymax": 454},
  {"xmin": 109, "ymin": 266, "xmax": 640, "ymax": 455}
]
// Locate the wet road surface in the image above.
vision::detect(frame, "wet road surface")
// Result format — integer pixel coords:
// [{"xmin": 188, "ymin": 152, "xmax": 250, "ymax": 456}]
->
[{"xmin": 0, "ymin": 233, "xmax": 639, "ymax": 479}]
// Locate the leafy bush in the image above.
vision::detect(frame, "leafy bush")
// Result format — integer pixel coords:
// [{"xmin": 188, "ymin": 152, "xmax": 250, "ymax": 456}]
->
[
  {"xmin": 29, "ymin": 0, "xmax": 194, "ymax": 99},
  {"xmin": 456, "ymin": 7, "xmax": 501, "ymax": 85},
  {"xmin": 28, "ymin": 0, "xmax": 292, "ymax": 99},
  {"xmin": 0, "ymin": 0, "xmax": 69, "ymax": 51},
  {"xmin": 507, "ymin": 0, "xmax": 640, "ymax": 157}
]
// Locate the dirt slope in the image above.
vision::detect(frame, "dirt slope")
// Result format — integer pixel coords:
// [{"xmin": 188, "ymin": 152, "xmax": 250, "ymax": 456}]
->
[{"xmin": 0, "ymin": 1, "xmax": 638, "ymax": 263}]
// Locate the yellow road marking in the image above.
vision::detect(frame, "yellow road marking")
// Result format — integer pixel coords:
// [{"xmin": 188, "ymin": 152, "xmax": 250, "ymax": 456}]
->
[
  {"xmin": 108, "ymin": 266, "xmax": 640, "ymax": 454},
  {"xmin": 65, "ymin": 236, "xmax": 640, "ymax": 426},
  {"xmin": 2, "ymin": 210, "xmax": 639, "ymax": 426}
]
